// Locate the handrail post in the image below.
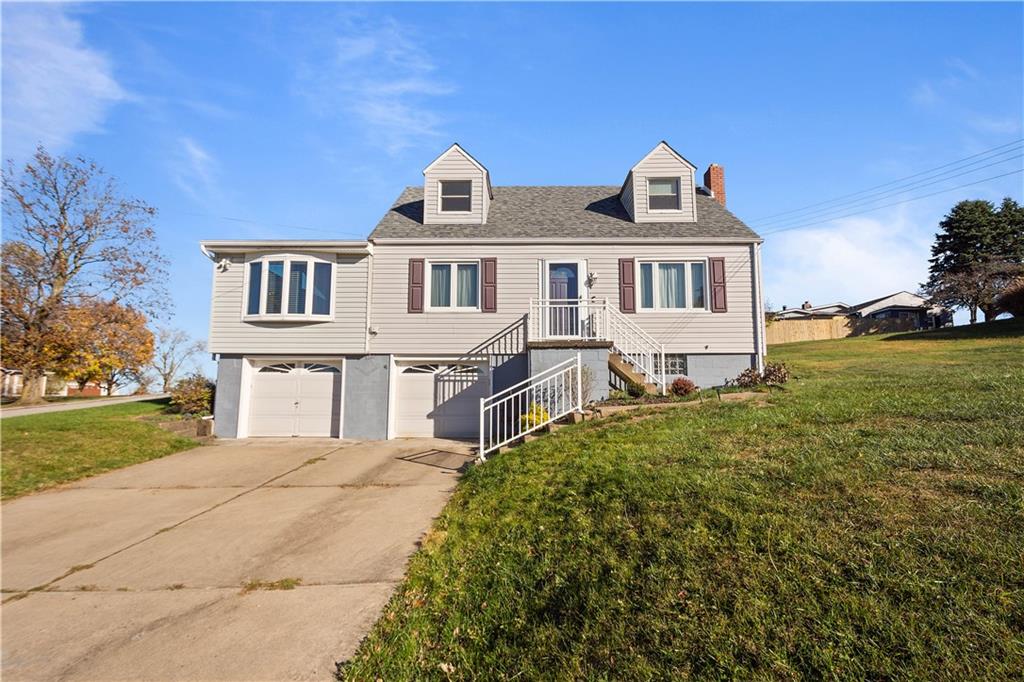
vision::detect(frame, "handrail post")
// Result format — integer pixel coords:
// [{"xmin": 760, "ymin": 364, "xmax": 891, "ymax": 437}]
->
[
  {"xmin": 479, "ymin": 397, "xmax": 486, "ymax": 461},
  {"xmin": 575, "ymin": 351, "xmax": 583, "ymax": 411},
  {"xmin": 660, "ymin": 346, "xmax": 666, "ymax": 394}
]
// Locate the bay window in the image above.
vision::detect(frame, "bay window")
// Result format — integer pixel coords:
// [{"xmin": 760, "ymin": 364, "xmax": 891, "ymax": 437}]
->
[
  {"xmin": 429, "ymin": 261, "xmax": 479, "ymax": 310},
  {"xmin": 245, "ymin": 255, "xmax": 334, "ymax": 319},
  {"xmin": 638, "ymin": 260, "xmax": 708, "ymax": 310}
]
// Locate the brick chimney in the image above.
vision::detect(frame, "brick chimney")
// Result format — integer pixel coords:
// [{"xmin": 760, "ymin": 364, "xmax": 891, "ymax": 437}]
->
[{"xmin": 703, "ymin": 164, "xmax": 726, "ymax": 207}]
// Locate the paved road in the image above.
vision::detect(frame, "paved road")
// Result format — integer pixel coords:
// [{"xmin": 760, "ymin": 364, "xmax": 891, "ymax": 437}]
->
[
  {"xmin": 1, "ymin": 437, "xmax": 472, "ymax": 680},
  {"xmin": 0, "ymin": 394, "xmax": 170, "ymax": 419}
]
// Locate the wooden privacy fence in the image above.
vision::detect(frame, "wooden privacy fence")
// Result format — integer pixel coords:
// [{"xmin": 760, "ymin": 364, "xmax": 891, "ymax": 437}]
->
[{"xmin": 766, "ymin": 316, "xmax": 916, "ymax": 345}]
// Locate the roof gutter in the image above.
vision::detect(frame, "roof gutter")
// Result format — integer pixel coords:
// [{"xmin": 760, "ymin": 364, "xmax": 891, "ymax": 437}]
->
[
  {"xmin": 369, "ymin": 236, "xmax": 763, "ymax": 246},
  {"xmin": 199, "ymin": 240, "xmax": 373, "ymax": 256}
]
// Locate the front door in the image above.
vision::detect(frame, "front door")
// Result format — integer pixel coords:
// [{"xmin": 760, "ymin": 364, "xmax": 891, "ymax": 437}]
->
[{"xmin": 548, "ymin": 262, "xmax": 580, "ymax": 337}]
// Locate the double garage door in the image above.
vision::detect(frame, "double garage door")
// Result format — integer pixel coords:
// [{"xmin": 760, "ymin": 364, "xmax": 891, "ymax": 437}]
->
[
  {"xmin": 246, "ymin": 359, "xmax": 487, "ymax": 439},
  {"xmin": 396, "ymin": 362, "xmax": 488, "ymax": 439},
  {"xmin": 248, "ymin": 361, "xmax": 343, "ymax": 437}
]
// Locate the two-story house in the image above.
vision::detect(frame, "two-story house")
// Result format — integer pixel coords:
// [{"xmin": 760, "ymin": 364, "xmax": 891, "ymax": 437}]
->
[{"xmin": 201, "ymin": 141, "xmax": 766, "ymax": 443}]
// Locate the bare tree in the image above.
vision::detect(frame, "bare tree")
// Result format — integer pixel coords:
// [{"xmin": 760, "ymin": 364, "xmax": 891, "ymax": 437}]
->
[
  {"xmin": 1, "ymin": 147, "xmax": 167, "ymax": 404},
  {"xmin": 151, "ymin": 327, "xmax": 206, "ymax": 392}
]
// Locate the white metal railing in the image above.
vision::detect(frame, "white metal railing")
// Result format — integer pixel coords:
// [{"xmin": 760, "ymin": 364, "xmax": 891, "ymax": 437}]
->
[
  {"xmin": 528, "ymin": 298, "xmax": 665, "ymax": 392},
  {"xmin": 479, "ymin": 353, "xmax": 581, "ymax": 460}
]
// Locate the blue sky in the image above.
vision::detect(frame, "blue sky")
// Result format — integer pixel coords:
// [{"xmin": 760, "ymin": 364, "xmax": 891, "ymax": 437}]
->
[{"xmin": 3, "ymin": 2, "xmax": 1022, "ymax": 374}]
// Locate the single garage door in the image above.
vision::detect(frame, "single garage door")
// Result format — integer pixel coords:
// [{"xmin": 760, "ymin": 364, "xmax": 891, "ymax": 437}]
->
[
  {"xmin": 248, "ymin": 361, "xmax": 343, "ymax": 437},
  {"xmin": 396, "ymin": 362, "xmax": 488, "ymax": 438}
]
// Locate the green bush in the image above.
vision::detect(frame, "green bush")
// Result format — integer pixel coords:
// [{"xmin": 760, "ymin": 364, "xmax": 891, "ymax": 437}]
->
[
  {"xmin": 169, "ymin": 373, "xmax": 215, "ymax": 416},
  {"xmin": 625, "ymin": 380, "xmax": 647, "ymax": 398}
]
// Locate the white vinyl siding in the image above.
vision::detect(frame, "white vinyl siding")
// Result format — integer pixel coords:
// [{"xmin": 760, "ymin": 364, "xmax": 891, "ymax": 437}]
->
[
  {"xmin": 423, "ymin": 147, "xmax": 488, "ymax": 224},
  {"xmin": 620, "ymin": 174, "xmax": 635, "ymax": 220},
  {"xmin": 208, "ymin": 253, "xmax": 369, "ymax": 354},
  {"xmin": 630, "ymin": 145, "xmax": 697, "ymax": 223},
  {"xmin": 368, "ymin": 243, "xmax": 756, "ymax": 355}
]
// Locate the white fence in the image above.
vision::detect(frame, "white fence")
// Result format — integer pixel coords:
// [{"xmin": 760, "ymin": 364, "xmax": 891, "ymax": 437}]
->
[{"xmin": 478, "ymin": 353, "xmax": 581, "ymax": 459}]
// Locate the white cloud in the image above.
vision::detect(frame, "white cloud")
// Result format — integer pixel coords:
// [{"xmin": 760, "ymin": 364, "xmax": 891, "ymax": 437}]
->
[
  {"xmin": 910, "ymin": 82, "xmax": 939, "ymax": 107},
  {"xmin": 764, "ymin": 209, "xmax": 934, "ymax": 311},
  {"xmin": 295, "ymin": 16, "xmax": 454, "ymax": 154},
  {"xmin": 967, "ymin": 115, "xmax": 1022, "ymax": 135},
  {"xmin": 170, "ymin": 136, "xmax": 221, "ymax": 204},
  {"xmin": 1, "ymin": 4, "xmax": 126, "ymax": 160}
]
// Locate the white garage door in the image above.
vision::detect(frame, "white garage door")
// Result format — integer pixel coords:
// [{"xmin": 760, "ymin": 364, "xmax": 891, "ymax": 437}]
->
[
  {"xmin": 396, "ymin": 362, "xmax": 488, "ymax": 439},
  {"xmin": 248, "ymin": 361, "xmax": 343, "ymax": 437}
]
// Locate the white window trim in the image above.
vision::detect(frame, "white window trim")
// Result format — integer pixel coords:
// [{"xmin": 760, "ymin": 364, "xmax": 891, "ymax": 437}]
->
[
  {"xmin": 646, "ymin": 176, "xmax": 683, "ymax": 213},
  {"xmin": 438, "ymin": 179, "xmax": 473, "ymax": 214},
  {"xmin": 425, "ymin": 259, "xmax": 481, "ymax": 312},
  {"xmin": 242, "ymin": 254, "xmax": 336, "ymax": 321},
  {"xmin": 635, "ymin": 258, "xmax": 710, "ymax": 312}
]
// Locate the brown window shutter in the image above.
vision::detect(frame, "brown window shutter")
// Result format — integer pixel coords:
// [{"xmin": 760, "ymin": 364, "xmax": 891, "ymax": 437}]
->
[
  {"xmin": 481, "ymin": 258, "xmax": 497, "ymax": 312},
  {"xmin": 408, "ymin": 259, "xmax": 424, "ymax": 313},
  {"xmin": 710, "ymin": 257, "xmax": 728, "ymax": 313},
  {"xmin": 618, "ymin": 258, "xmax": 636, "ymax": 313}
]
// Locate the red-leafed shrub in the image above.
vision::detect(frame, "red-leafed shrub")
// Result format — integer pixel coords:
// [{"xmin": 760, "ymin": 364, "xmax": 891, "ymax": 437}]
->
[
  {"xmin": 670, "ymin": 377, "xmax": 697, "ymax": 396},
  {"xmin": 762, "ymin": 362, "xmax": 791, "ymax": 385},
  {"xmin": 731, "ymin": 368, "xmax": 762, "ymax": 388}
]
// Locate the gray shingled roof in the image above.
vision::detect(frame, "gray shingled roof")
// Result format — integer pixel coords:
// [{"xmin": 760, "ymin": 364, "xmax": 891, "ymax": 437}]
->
[{"xmin": 368, "ymin": 186, "xmax": 762, "ymax": 241}]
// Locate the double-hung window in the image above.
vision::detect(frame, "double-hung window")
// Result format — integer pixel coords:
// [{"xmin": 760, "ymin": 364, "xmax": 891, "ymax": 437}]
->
[
  {"xmin": 245, "ymin": 255, "xmax": 334, "ymax": 319},
  {"xmin": 647, "ymin": 178, "xmax": 680, "ymax": 211},
  {"xmin": 440, "ymin": 180, "xmax": 472, "ymax": 212},
  {"xmin": 638, "ymin": 260, "xmax": 707, "ymax": 310},
  {"xmin": 429, "ymin": 261, "xmax": 479, "ymax": 310}
]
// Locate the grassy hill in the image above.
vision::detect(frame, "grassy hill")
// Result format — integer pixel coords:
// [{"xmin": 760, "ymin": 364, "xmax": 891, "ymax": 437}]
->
[{"xmin": 342, "ymin": 320, "xmax": 1024, "ymax": 680}]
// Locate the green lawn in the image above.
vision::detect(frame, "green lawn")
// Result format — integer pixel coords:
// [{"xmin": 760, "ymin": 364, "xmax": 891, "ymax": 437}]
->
[
  {"xmin": 1, "ymin": 399, "xmax": 197, "ymax": 499},
  {"xmin": 342, "ymin": 319, "xmax": 1024, "ymax": 680}
]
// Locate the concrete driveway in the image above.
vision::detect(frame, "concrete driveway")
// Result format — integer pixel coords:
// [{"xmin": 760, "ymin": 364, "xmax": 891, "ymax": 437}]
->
[{"xmin": 1, "ymin": 438, "xmax": 474, "ymax": 681}]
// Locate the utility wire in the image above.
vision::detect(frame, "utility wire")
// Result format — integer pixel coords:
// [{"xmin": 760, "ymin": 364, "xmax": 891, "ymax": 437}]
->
[
  {"xmin": 169, "ymin": 210, "xmax": 367, "ymax": 238},
  {"xmin": 760, "ymin": 168, "xmax": 1024, "ymax": 236},
  {"xmin": 754, "ymin": 152, "xmax": 1023, "ymax": 231},
  {"xmin": 749, "ymin": 138, "xmax": 1024, "ymax": 222}
]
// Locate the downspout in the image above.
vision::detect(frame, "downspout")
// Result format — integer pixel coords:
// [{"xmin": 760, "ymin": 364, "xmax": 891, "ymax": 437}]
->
[{"xmin": 752, "ymin": 242, "xmax": 766, "ymax": 371}]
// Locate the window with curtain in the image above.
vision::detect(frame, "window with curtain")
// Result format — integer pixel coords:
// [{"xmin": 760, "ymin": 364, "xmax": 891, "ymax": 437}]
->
[
  {"xmin": 647, "ymin": 178, "xmax": 680, "ymax": 210},
  {"xmin": 637, "ymin": 261, "xmax": 708, "ymax": 310},
  {"xmin": 265, "ymin": 261, "xmax": 284, "ymax": 314},
  {"xmin": 245, "ymin": 256, "xmax": 334, "ymax": 318},
  {"xmin": 288, "ymin": 262, "xmax": 307, "ymax": 314},
  {"xmin": 440, "ymin": 180, "xmax": 472, "ymax": 212},
  {"xmin": 429, "ymin": 261, "xmax": 479, "ymax": 309}
]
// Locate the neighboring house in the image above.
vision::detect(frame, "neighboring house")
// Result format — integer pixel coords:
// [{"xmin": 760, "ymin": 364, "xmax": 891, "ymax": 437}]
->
[
  {"xmin": 848, "ymin": 291, "xmax": 952, "ymax": 328},
  {"xmin": 774, "ymin": 292, "xmax": 951, "ymax": 328},
  {"xmin": 0, "ymin": 368, "xmax": 108, "ymax": 399},
  {"xmin": 200, "ymin": 141, "xmax": 766, "ymax": 441}
]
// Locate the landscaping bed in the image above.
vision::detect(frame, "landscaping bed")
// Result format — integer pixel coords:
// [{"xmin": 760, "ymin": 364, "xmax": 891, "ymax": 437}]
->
[{"xmin": 341, "ymin": 319, "xmax": 1024, "ymax": 680}]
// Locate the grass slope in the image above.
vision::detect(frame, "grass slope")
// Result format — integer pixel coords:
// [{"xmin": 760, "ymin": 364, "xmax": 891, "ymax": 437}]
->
[
  {"xmin": 1, "ymin": 399, "xmax": 196, "ymax": 499},
  {"xmin": 343, "ymin": 320, "xmax": 1024, "ymax": 680}
]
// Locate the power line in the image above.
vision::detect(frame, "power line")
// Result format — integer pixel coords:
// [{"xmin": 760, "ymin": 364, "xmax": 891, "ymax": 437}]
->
[
  {"xmin": 168, "ymin": 210, "xmax": 368, "ymax": 238},
  {"xmin": 749, "ymin": 138, "xmax": 1024, "ymax": 222},
  {"xmin": 760, "ymin": 168, "xmax": 1024, "ymax": 236},
  {"xmin": 754, "ymin": 152, "xmax": 1023, "ymax": 231}
]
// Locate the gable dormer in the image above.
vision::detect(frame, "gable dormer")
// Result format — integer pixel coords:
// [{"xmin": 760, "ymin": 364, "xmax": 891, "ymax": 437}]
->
[
  {"xmin": 422, "ymin": 143, "xmax": 493, "ymax": 225},
  {"xmin": 619, "ymin": 141, "xmax": 697, "ymax": 223}
]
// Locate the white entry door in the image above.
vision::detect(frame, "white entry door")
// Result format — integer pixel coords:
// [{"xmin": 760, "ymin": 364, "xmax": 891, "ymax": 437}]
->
[
  {"xmin": 248, "ymin": 361, "xmax": 343, "ymax": 437},
  {"xmin": 396, "ymin": 362, "xmax": 488, "ymax": 438}
]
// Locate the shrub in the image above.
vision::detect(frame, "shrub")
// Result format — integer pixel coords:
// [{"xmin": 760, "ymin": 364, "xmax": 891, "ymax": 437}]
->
[
  {"xmin": 170, "ymin": 373, "xmax": 215, "ymax": 416},
  {"xmin": 731, "ymin": 367, "xmax": 762, "ymax": 388},
  {"xmin": 519, "ymin": 402, "xmax": 551, "ymax": 431},
  {"xmin": 626, "ymin": 380, "xmax": 647, "ymax": 398},
  {"xmin": 670, "ymin": 377, "xmax": 697, "ymax": 396},
  {"xmin": 762, "ymin": 361, "xmax": 791, "ymax": 385}
]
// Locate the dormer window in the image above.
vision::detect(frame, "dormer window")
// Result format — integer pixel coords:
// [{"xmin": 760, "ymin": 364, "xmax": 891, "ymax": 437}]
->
[
  {"xmin": 440, "ymin": 180, "xmax": 472, "ymax": 212},
  {"xmin": 648, "ymin": 178, "xmax": 680, "ymax": 211},
  {"xmin": 244, "ymin": 254, "xmax": 334, "ymax": 320}
]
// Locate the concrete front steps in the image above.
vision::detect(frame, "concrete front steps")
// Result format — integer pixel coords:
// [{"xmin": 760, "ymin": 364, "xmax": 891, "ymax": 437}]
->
[{"xmin": 607, "ymin": 353, "xmax": 659, "ymax": 394}]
